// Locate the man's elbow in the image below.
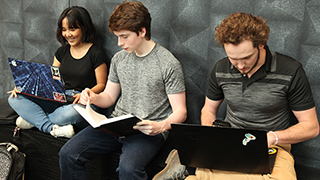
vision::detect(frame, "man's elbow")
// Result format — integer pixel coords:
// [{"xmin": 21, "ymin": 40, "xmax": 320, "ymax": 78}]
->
[
  {"xmin": 306, "ymin": 120, "xmax": 320, "ymax": 140},
  {"xmin": 311, "ymin": 123, "xmax": 320, "ymax": 139},
  {"xmin": 179, "ymin": 108, "xmax": 187, "ymax": 123}
]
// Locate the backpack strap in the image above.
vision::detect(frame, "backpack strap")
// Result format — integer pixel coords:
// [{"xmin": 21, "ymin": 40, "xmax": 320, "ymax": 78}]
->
[{"xmin": 0, "ymin": 142, "xmax": 19, "ymax": 152}]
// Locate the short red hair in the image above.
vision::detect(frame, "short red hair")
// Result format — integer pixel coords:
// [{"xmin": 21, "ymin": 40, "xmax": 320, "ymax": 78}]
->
[{"xmin": 108, "ymin": 1, "xmax": 151, "ymax": 40}]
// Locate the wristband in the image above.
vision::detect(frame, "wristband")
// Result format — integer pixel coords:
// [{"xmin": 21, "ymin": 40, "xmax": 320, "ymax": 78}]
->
[{"xmin": 269, "ymin": 131, "xmax": 278, "ymax": 145}]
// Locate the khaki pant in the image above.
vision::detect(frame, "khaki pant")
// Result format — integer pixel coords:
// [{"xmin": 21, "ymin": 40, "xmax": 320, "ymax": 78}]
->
[{"xmin": 186, "ymin": 144, "xmax": 296, "ymax": 180}]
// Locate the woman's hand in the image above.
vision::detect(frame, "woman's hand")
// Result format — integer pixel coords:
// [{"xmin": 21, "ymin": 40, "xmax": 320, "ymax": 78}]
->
[
  {"xmin": 133, "ymin": 120, "xmax": 167, "ymax": 136},
  {"xmin": 7, "ymin": 87, "xmax": 20, "ymax": 98},
  {"xmin": 73, "ymin": 93, "xmax": 81, "ymax": 104}
]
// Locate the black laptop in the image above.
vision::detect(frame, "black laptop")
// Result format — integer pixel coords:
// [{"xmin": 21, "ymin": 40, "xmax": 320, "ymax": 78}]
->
[
  {"xmin": 8, "ymin": 58, "xmax": 66, "ymax": 103},
  {"xmin": 171, "ymin": 123, "xmax": 278, "ymax": 174}
]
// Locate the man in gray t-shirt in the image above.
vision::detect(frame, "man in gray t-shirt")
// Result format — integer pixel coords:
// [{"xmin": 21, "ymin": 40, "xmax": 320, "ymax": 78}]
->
[
  {"xmin": 59, "ymin": 1, "xmax": 187, "ymax": 180},
  {"xmin": 108, "ymin": 43, "xmax": 185, "ymax": 124}
]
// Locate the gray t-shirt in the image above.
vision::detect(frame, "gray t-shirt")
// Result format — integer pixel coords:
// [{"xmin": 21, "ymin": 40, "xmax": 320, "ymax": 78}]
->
[{"xmin": 108, "ymin": 43, "xmax": 185, "ymax": 121}]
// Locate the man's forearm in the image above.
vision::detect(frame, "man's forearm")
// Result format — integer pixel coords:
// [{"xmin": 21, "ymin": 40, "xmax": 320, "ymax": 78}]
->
[
  {"xmin": 163, "ymin": 107, "xmax": 187, "ymax": 131},
  {"xmin": 201, "ymin": 109, "xmax": 216, "ymax": 126},
  {"xmin": 269, "ymin": 121, "xmax": 319, "ymax": 146}
]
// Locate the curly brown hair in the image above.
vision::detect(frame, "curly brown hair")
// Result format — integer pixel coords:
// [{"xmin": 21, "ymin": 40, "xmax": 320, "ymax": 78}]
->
[
  {"xmin": 215, "ymin": 12, "xmax": 270, "ymax": 48},
  {"xmin": 108, "ymin": 1, "xmax": 151, "ymax": 40}
]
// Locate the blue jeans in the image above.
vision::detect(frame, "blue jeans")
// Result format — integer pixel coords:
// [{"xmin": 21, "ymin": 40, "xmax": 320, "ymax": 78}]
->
[
  {"xmin": 8, "ymin": 90, "xmax": 91, "ymax": 133},
  {"xmin": 59, "ymin": 126, "xmax": 165, "ymax": 180}
]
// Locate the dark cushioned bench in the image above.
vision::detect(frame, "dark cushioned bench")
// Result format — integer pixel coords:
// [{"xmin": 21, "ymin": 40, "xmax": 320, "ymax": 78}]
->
[
  {"xmin": 1, "ymin": 99, "xmax": 319, "ymax": 180},
  {"xmin": 0, "ymin": 124, "xmax": 180, "ymax": 180},
  {"xmin": 0, "ymin": 99, "xmax": 177, "ymax": 180}
]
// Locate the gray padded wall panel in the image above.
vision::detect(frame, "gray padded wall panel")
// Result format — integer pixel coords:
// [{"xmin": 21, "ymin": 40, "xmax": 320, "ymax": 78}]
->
[
  {"xmin": 1, "ymin": 0, "xmax": 320, "ymax": 171},
  {"xmin": 0, "ymin": 0, "xmax": 69, "ymax": 98}
]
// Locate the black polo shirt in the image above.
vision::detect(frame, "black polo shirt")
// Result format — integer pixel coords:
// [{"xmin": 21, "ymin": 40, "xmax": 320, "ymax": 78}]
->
[{"xmin": 207, "ymin": 45, "xmax": 315, "ymax": 131}]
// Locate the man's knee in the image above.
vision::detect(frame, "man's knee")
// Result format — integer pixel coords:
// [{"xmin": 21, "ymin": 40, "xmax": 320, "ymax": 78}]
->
[
  {"xmin": 59, "ymin": 141, "xmax": 78, "ymax": 164},
  {"xmin": 118, "ymin": 161, "xmax": 146, "ymax": 179}
]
